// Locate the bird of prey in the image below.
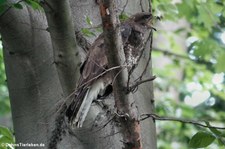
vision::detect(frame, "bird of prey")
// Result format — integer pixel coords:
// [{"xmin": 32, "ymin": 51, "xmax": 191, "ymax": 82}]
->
[{"xmin": 66, "ymin": 12, "xmax": 153, "ymax": 128}]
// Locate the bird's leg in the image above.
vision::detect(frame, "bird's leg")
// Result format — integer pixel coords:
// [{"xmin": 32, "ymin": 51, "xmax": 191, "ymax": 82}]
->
[
  {"xmin": 115, "ymin": 111, "xmax": 130, "ymax": 121},
  {"xmin": 93, "ymin": 99, "xmax": 105, "ymax": 108}
]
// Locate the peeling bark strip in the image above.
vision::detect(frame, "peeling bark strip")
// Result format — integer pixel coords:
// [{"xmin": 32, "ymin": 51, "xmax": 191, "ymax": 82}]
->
[{"xmin": 99, "ymin": 1, "xmax": 142, "ymax": 149}]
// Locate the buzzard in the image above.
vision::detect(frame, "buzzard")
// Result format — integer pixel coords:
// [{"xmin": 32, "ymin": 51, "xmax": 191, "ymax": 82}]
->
[{"xmin": 66, "ymin": 12, "xmax": 153, "ymax": 128}]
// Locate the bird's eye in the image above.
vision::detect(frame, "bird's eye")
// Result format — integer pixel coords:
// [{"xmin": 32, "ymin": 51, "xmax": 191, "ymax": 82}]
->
[{"xmin": 142, "ymin": 14, "xmax": 152, "ymax": 20}]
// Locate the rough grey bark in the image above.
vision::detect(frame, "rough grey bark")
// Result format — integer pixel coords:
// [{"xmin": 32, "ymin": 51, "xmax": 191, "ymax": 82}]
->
[{"xmin": 0, "ymin": 0, "xmax": 156, "ymax": 149}]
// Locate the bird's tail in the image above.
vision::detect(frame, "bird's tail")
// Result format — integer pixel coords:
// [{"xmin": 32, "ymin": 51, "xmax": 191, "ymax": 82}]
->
[{"xmin": 66, "ymin": 79, "xmax": 105, "ymax": 128}]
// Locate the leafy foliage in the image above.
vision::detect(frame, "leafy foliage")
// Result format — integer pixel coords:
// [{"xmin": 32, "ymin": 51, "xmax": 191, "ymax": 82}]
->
[
  {"xmin": 23, "ymin": 0, "xmax": 41, "ymax": 10},
  {"xmin": 0, "ymin": 0, "xmax": 42, "ymax": 16},
  {"xmin": 0, "ymin": 46, "xmax": 10, "ymax": 115},
  {"xmin": 189, "ymin": 131, "xmax": 216, "ymax": 148},
  {"xmin": 0, "ymin": 43, "xmax": 12, "ymax": 148},
  {"xmin": 0, "ymin": 125, "xmax": 15, "ymax": 149},
  {"xmin": 152, "ymin": 0, "xmax": 225, "ymax": 148}
]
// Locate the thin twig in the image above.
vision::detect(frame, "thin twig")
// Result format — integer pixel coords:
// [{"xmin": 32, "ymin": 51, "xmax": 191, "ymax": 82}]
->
[
  {"xmin": 140, "ymin": 31, "xmax": 153, "ymax": 79},
  {"xmin": 134, "ymin": 30, "xmax": 153, "ymax": 82},
  {"xmin": 76, "ymin": 65, "xmax": 127, "ymax": 90},
  {"xmin": 121, "ymin": 0, "xmax": 128, "ymax": 15},
  {"xmin": 128, "ymin": 76, "xmax": 156, "ymax": 92},
  {"xmin": 153, "ymin": 48, "xmax": 212, "ymax": 66},
  {"xmin": 129, "ymin": 29, "xmax": 152, "ymax": 85},
  {"xmin": 154, "ymin": 48, "xmax": 191, "ymax": 60},
  {"xmin": 140, "ymin": 113, "xmax": 225, "ymax": 130},
  {"xmin": 81, "ymin": 24, "xmax": 102, "ymax": 30},
  {"xmin": 111, "ymin": 66, "xmax": 126, "ymax": 86}
]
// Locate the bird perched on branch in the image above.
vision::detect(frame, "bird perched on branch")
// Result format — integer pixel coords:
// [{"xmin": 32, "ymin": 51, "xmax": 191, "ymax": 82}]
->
[{"xmin": 66, "ymin": 12, "xmax": 153, "ymax": 128}]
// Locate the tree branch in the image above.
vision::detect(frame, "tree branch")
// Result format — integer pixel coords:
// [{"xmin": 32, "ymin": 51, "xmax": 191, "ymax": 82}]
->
[
  {"xmin": 99, "ymin": 0, "xmax": 142, "ymax": 148},
  {"xmin": 42, "ymin": 0, "xmax": 80, "ymax": 96},
  {"xmin": 128, "ymin": 76, "xmax": 156, "ymax": 93},
  {"xmin": 133, "ymin": 29, "xmax": 154, "ymax": 83},
  {"xmin": 121, "ymin": 0, "xmax": 128, "ymax": 15},
  {"xmin": 140, "ymin": 113, "xmax": 225, "ymax": 130},
  {"xmin": 153, "ymin": 48, "xmax": 213, "ymax": 66}
]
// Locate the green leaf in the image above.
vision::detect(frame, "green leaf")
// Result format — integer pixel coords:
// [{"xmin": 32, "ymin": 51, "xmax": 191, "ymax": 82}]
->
[
  {"xmin": 85, "ymin": 16, "xmax": 92, "ymax": 26},
  {"xmin": 217, "ymin": 138, "xmax": 225, "ymax": 146},
  {"xmin": 158, "ymin": 3, "xmax": 178, "ymax": 20},
  {"xmin": 13, "ymin": 3, "xmax": 23, "ymax": 9},
  {"xmin": 197, "ymin": 5, "xmax": 214, "ymax": 31},
  {"xmin": 208, "ymin": 2, "xmax": 223, "ymax": 15},
  {"xmin": 0, "ymin": 126, "xmax": 14, "ymax": 147},
  {"xmin": 192, "ymin": 39, "xmax": 218, "ymax": 60},
  {"xmin": 215, "ymin": 53, "xmax": 225, "ymax": 73},
  {"xmin": 196, "ymin": 3, "xmax": 221, "ymax": 31},
  {"xmin": 119, "ymin": 13, "xmax": 129, "ymax": 21},
  {"xmin": 0, "ymin": 4, "xmax": 7, "ymax": 14},
  {"xmin": 222, "ymin": 10, "xmax": 225, "ymax": 18},
  {"xmin": 0, "ymin": 0, "xmax": 6, "ymax": 5},
  {"xmin": 81, "ymin": 28, "xmax": 96, "ymax": 37},
  {"xmin": 0, "ymin": 98, "xmax": 10, "ymax": 115},
  {"xmin": 0, "ymin": 136, "xmax": 13, "ymax": 144},
  {"xmin": 0, "ymin": 126, "xmax": 13, "ymax": 140},
  {"xmin": 24, "ymin": 0, "xmax": 41, "ymax": 10},
  {"xmin": 95, "ymin": 27, "xmax": 102, "ymax": 33},
  {"xmin": 189, "ymin": 131, "xmax": 216, "ymax": 148}
]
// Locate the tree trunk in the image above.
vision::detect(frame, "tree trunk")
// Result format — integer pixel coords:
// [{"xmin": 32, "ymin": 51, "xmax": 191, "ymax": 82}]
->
[{"xmin": 0, "ymin": 0, "xmax": 156, "ymax": 148}]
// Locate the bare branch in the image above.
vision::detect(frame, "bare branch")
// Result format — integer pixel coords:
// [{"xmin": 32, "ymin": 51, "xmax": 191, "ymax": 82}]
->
[
  {"xmin": 76, "ymin": 65, "xmax": 127, "ymax": 90},
  {"xmin": 140, "ymin": 31, "xmax": 154, "ymax": 79},
  {"xmin": 140, "ymin": 113, "xmax": 225, "ymax": 130},
  {"xmin": 133, "ymin": 30, "xmax": 153, "ymax": 83},
  {"xmin": 153, "ymin": 48, "xmax": 191, "ymax": 60},
  {"xmin": 153, "ymin": 48, "xmax": 213, "ymax": 66},
  {"xmin": 121, "ymin": 0, "xmax": 128, "ymax": 15},
  {"xmin": 81, "ymin": 24, "xmax": 102, "ymax": 30},
  {"xmin": 127, "ymin": 29, "xmax": 153, "ymax": 88},
  {"xmin": 128, "ymin": 76, "xmax": 156, "ymax": 93}
]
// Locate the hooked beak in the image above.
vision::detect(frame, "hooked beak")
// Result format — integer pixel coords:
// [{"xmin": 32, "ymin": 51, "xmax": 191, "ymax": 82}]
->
[
  {"xmin": 147, "ymin": 16, "xmax": 157, "ymax": 31},
  {"xmin": 147, "ymin": 19, "xmax": 156, "ymax": 31}
]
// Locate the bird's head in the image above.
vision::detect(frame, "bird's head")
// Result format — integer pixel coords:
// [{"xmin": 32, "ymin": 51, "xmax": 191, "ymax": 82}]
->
[{"xmin": 130, "ymin": 12, "xmax": 153, "ymax": 29}]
